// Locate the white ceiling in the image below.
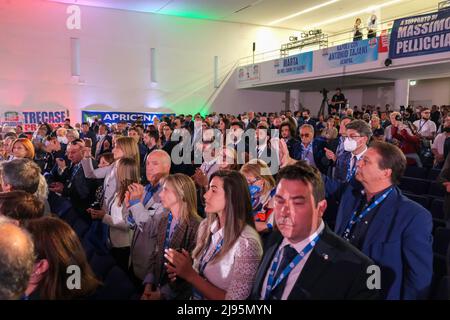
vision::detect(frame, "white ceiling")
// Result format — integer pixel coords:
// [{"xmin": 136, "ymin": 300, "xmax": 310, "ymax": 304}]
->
[{"xmin": 48, "ymin": 0, "xmax": 442, "ymax": 33}]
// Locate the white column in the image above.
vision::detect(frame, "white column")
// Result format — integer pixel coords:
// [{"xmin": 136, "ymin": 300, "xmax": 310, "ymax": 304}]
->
[
  {"xmin": 394, "ymin": 79, "xmax": 410, "ymax": 109},
  {"xmin": 290, "ymin": 89, "xmax": 301, "ymax": 111}
]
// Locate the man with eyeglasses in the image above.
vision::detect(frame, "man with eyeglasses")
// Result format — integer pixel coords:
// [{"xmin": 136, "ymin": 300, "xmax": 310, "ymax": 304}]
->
[{"xmin": 293, "ymin": 124, "xmax": 328, "ymax": 174}]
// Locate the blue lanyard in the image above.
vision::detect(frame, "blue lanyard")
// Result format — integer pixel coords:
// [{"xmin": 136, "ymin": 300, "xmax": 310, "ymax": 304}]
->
[
  {"xmin": 264, "ymin": 234, "xmax": 320, "ymax": 300},
  {"xmin": 198, "ymin": 237, "xmax": 224, "ymax": 276},
  {"xmin": 163, "ymin": 212, "xmax": 173, "ymax": 251},
  {"xmin": 71, "ymin": 164, "xmax": 81, "ymax": 180},
  {"xmin": 302, "ymin": 143, "xmax": 313, "ymax": 161},
  {"xmin": 192, "ymin": 237, "xmax": 224, "ymax": 300},
  {"xmin": 346, "ymin": 156, "xmax": 357, "ymax": 182},
  {"xmin": 342, "ymin": 187, "xmax": 394, "ymax": 240},
  {"xmin": 143, "ymin": 183, "xmax": 160, "ymax": 206}
]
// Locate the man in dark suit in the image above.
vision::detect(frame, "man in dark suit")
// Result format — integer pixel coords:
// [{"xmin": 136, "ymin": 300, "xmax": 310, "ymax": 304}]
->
[
  {"xmin": 325, "ymin": 142, "xmax": 433, "ymax": 299},
  {"xmin": 293, "ymin": 124, "xmax": 329, "ymax": 174},
  {"xmin": 79, "ymin": 122, "xmax": 97, "ymax": 155},
  {"xmin": 298, "ymin": 109, "xmax": 316, "ymax": 129},
  {"xmin": 250, "ymin": 162, "xmax": 378, "ymax": 300},
  {"xmin": 48, "ymin": 139, "xmax": 97, "ymax": 220},
  {"xmin": 280, "ymin": 121, "xmax": 301, "ymax": 159}
]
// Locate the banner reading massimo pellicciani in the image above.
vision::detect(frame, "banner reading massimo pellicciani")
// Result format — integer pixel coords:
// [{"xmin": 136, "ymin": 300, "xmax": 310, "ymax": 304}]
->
[{"xmin": 389, "ymin": 10, "xmax": 450, "ymax": 59}]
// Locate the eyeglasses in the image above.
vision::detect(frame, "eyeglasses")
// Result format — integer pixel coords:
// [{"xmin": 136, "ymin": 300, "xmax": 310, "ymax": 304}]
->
[{"xmin": 300, "ymin": 134, "xmax": 311, "ymax": 137}]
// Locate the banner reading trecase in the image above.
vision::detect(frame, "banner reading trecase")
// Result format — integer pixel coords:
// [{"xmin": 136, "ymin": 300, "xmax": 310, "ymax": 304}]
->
[
  {"xmin": 389, "ymin": 10, "xmax": 450, "ymax": 59},
  {"xmin": 81, "ymin": 111, "xmax": 174, "ymax": 126}
]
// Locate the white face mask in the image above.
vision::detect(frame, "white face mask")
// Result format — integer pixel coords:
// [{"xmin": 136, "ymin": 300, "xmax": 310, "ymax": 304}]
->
[
  {"xmin": 343, "ymin": 137, "xmax": 358, "ymax": 152},
  {"xmin": 57, "ymin": 136, "xmax": 68, "ymax": 144},
  {"xmin": 242, "ymin": 119, "xmax": 249, "ymax": 125}
]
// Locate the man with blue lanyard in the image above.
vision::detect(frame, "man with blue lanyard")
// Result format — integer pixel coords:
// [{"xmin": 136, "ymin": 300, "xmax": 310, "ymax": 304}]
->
[
  {"xmin": 126, "ymin": 150, "xmax": 171, "ymax": 287},
  {"xmin": 250, "ymin": 162, "xmax": 378, "ymax": 300},
  {"xmin": 325, "ymin": 142, "xmax": 433, "ymax": 299}
]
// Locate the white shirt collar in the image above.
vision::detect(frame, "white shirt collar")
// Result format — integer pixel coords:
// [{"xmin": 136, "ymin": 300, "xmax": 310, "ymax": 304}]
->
[
  {"xmin": 281, "ymin": 220, "xmax": 325, "ymax": 253},
  {"xmin": 352, "ymin": 146, "xmax": 367, "ymax": 160},
  {"xmin": 210, "ymin": 218, "xmax": 224, "ymax": 242}
]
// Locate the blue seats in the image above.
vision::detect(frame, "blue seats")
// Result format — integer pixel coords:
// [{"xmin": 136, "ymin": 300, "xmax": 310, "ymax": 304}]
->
[
  {"xmin": 404, "ymin": 166, "xmax": 429, "ymax": 179},
  {"xmin": 429, "ymin": 181, "xmax": 445, "ymax": 198},
  {"xmin": 91, "ymin": 266, "xmax": 137, "ymax": 300},
  {"xmin": 430, "ymin": 198, "xmax": 445, "ymax": 221},
  {"xmin": 399, "ymin": 177, "xmax": 430, "ymax": 195}
]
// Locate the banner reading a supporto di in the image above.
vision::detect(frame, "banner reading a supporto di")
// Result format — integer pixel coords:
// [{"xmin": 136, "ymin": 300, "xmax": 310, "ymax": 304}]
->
[
  {"xmin": 321, "ymin": 38, "xmax": 379, "ymax": 68},
  {"xmin": 81, "ymin": 111, "xmax": 174, "ymax": 126},
  {"xmin": 274, "ymin": 51, "xmax": 313, "ymax": 76},
  {"xmin": 389, "ymin": 10, "xmax": 450, "ymax": 59}
]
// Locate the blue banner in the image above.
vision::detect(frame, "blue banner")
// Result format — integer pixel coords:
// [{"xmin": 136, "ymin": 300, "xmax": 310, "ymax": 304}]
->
[
  {"xmin": 321, "ymin": 38, "xmax": 379, "ymax": 67},
  {"xmin": 274, "ymin": 52, "xmax": 313, "ymax": 76},
  {"xmin": 389, "ymin": 10, "xmax": 450, "ymax": 59},
  {"xmin": 81, "ymin": 111, "xmax": 174, "ymax": 126}
]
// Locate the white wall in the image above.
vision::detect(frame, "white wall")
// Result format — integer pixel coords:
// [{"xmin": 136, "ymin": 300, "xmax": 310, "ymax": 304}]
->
[
  {"xmin": 295, "ymin": 77, "xmax": 450, "ymax": 115},
  {"xmin": 0, "ymin": 0, "xmax": 297, "ymax": 122},
  {"xmin": 211, "ymin": 70, "xmax": 285, "ymax": 114}
]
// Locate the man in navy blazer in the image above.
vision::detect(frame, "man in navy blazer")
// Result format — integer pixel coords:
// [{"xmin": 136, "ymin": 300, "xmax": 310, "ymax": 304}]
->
[
  {"xmin": 250, "ymin": 162, "xmax": 378, "ymax": 300},
  {"xmin": 325, "ymin": 141, "xmax": 433, "ymax": 299},
  {"xmin": 293, "ymin": 124, "xmax": 329, "ymax": 174}
]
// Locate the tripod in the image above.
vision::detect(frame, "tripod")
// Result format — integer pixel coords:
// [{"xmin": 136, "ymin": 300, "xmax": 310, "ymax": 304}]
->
[{"xmin": 318, "ymin": 94, "xmax": 329, "ymax": 118}]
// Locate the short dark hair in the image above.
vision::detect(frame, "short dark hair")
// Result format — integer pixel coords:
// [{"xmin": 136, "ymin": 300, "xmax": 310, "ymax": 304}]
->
[
  {"xmin": 231, "ymin": 121, "xmax": 244, "ymax": 130},
  {"xmin": 302, "ymin": 109, "xmax": 310, "ymax": 115},
  {"xmin": 277, "ymin": 161, "xmax": 325, "ymax": 206},
  {"xmin": 369, "ymin": 141, "xmax": 406, "ymax": 185},
  {"xmin": 0, "ymin": 191, "xmax": 44, "ymax": 221},
  {"xmin": 0, "ymin": 159, "xmax": 41, "ymax": 194},
  {"xmin": 280, "ymin": 121, "xmax": 295, "ymax": 138},
  {"xmin": 144, "ymin": 129, "xmax": 160, "ymax": 142},
  {"xmin": 346, "ymin": 119, "xmax": 372, "ymax": 139}
]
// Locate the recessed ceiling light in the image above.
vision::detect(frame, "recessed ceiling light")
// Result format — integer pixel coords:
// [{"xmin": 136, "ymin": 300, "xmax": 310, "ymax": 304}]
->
[
  {"xmin": 268, "ymin": 0, "xmax": 341, "ymax": 26},
  {"xmin": 308, "ymin": 0, "xmax": 404, "ymax": 29}
]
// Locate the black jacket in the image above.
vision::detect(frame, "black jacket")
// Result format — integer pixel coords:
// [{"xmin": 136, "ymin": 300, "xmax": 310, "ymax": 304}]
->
[{"xmin": 249, "ymin": 225, "xmax": 379, "ymax": 300}]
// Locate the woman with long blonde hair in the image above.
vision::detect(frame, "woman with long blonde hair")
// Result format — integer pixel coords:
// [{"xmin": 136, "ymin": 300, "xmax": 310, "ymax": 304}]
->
[
  {"xmin": 88, "ymin": 157, "xmax": 140, "ymax": 271},
  {"xmin": 82, "ymin": 136, "xmax": 139, "ymax": 211},
  {"xmin": 141, "ymin": 173, "xmax": 202, "ymax": 300},
  {"xmin": 165, "ymin": 170, "xmax": 263, "ymax": 300}
]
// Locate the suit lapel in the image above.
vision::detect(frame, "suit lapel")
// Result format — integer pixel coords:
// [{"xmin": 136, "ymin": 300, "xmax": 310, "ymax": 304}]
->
[
  {"xmin": 335, "ymin": 185, "xmax": 362, "ymax": 235},
  {"xmin": 254, "ymin": 232, "xmax": 283, "ymax": 298},
  {"xmin": 361, "ymin": 187, "xmax": 398, "ymax": 251}
]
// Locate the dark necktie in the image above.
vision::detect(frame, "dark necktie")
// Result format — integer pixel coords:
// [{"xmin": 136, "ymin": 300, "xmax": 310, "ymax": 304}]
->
[{"xmin": 269, "ymin": 245, "xmax": 298, "ymax": 300}]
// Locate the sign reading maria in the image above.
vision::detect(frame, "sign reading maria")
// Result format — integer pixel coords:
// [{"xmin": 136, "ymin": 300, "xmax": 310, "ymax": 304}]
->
[{"xmin": 389, "ymin": 9, "xmax": 450, "ymax": 59}]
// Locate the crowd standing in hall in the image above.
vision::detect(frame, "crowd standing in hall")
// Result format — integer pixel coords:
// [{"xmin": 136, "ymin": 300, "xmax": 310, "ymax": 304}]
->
[{"xmin": 0, "ymin": 101, "xmax": 450, "ymax": 300}]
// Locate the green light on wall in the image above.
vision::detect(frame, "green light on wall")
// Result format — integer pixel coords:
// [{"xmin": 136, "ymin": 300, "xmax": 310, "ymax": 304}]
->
[{"xmin": 159, "ymin": 10, "xmax": 217, "ymax": 21}]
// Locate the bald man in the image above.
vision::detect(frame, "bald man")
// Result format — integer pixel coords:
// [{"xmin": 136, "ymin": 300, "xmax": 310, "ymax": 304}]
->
[
  {"xmin": 126, "ymin": 150, "xmax": 171, "ymax": 286},
  {"xmin": 0, "ymin": 217, "xmax": 35, "ymax": 300}
]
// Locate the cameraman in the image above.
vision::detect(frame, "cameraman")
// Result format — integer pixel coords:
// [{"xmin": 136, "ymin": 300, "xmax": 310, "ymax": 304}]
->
[
  {"xmin": 330, "ymin": 88, "xmax": 346, "ymax": 116},
  {"xmin": 385, "ymin": 111, "xmax": 422, "ymax": 167}
]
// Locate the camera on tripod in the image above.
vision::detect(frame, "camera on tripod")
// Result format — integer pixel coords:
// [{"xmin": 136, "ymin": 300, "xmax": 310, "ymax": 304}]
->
[{"xmin": 320, "ymin": 88, "xmax": 329, "ymax": 98}]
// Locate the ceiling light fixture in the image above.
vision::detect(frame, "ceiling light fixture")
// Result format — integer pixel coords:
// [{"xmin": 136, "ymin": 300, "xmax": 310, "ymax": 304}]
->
[
  {"xmin": 268, "ymin": 0, "xmax": 341, "ymax": 26},
  {"xmin": 308, "ymin": 0, "xmax": 404, "ymax": 28}
]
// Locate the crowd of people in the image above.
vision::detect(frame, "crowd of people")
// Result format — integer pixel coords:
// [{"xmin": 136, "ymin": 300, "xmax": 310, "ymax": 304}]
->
[{"xmin": 0, "ymin": 102, "xmax": 449, "ymax": 300}]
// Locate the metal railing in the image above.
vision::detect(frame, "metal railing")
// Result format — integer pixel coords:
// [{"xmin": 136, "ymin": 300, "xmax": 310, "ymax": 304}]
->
[{"xmin": 238, "ymin": 6, "xmax": 440, "ymax": 66}]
